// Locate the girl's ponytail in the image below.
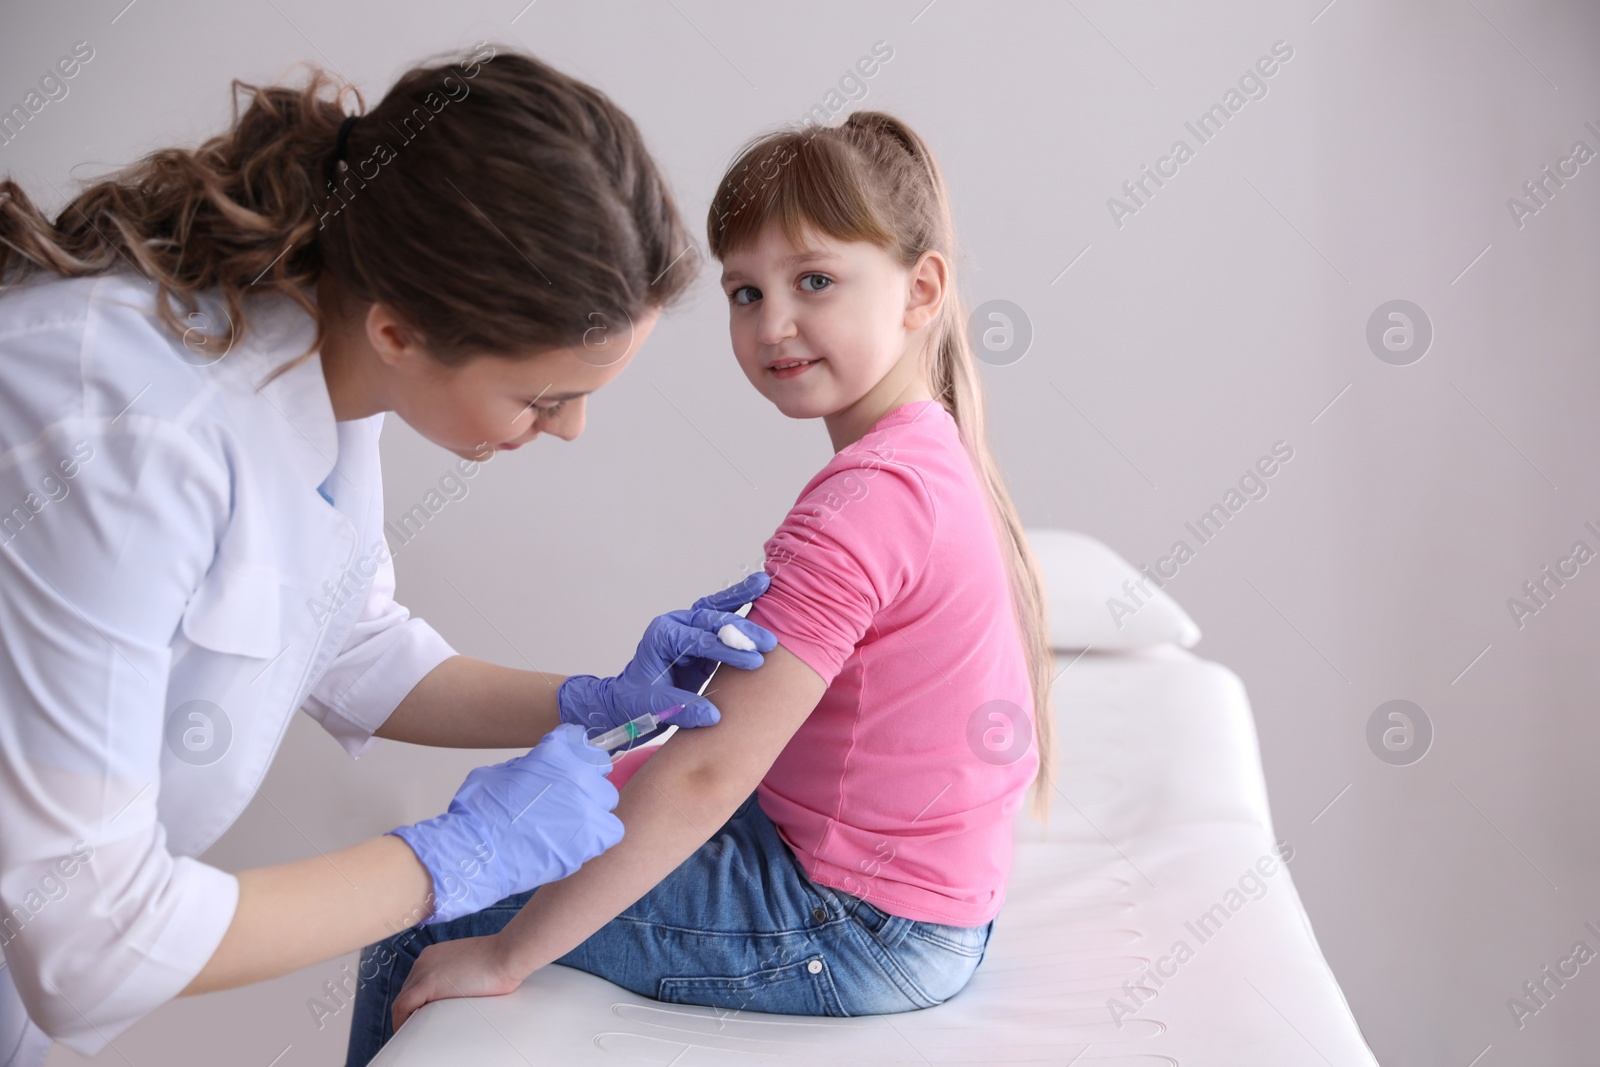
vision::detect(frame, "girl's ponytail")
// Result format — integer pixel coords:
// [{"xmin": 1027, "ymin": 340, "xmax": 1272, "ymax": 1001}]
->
[{"xmin": 863, "ymin": 114, "xmax": 1057, "ymax": 821}]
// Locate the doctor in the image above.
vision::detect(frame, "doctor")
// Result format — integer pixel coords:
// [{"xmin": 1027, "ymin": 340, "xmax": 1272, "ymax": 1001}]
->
[{"xmin": 0, "ymin": 43, "xmax": 775, "ymax": 1064}]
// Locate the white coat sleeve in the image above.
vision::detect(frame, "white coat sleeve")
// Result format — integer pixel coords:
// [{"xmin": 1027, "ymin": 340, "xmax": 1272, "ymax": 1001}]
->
[
  {"xmin": 299, "ymin": 539, "xmax": 458, "ymax": 760},
  {"xmin": 0, "ymin": 416, "xmax": 240, "ymax": 1056}
]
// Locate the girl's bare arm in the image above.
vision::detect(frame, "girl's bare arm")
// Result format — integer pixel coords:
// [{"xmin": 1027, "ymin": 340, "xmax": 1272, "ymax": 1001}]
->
[{"xmin": 492, "ymin": 643, "xmax": 826, "ymax": 977}]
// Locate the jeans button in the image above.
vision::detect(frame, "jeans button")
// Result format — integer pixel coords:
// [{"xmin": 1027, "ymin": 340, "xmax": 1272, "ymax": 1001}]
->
[
  {"xmin": 812, "ymin": 907, "xmax": 827, "ymax": 923},
  {"xmin": 807, "ymin": 959, "xmax": 823, "ymax": 974}
]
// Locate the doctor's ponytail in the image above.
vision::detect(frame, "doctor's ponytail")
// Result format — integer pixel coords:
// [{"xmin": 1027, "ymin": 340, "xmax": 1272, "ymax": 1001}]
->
[{"xmin": 0, "ymin": 43, "xmax": 698, "ymax": 372}]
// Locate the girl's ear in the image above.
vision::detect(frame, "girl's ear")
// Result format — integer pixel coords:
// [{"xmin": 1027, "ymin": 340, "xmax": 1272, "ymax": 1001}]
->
[{"xmin": 903, "ymin": 249, "xmax": 948, "ymax": 331}]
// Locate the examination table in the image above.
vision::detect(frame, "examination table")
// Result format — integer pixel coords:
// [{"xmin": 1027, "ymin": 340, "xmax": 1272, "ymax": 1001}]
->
[{"xmin": 371, "ymin": 532, "xmax": 1379, "ymax": 1065}]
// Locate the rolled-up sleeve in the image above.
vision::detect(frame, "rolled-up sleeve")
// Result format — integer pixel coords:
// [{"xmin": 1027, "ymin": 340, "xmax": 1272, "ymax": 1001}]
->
[
  {"xmin": 747, "ymin": 457, "xmax": 937, "ymax": 686},
  {"xmin": 300, "ymin": 538, "xmax": 457, "ymax": 759},
  {"xmin": 0, "ymin": 417, "xmax": 240, "ymax": 1055}
]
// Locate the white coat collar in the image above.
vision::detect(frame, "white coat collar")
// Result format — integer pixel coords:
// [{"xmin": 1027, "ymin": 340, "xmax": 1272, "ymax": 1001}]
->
[
  {"xmin": 213, "ymin": 285, "xmax": 342, "ymax": 493},
  {"xmin": 253, "ymin": 344, "xmax": 340, "ymax": 494}
]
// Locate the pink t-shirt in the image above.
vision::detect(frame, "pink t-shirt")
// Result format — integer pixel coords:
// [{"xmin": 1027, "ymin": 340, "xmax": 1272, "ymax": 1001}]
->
[{"xmin": 747, "ymin": 399, "xmax": 1037, "ymax": 927}]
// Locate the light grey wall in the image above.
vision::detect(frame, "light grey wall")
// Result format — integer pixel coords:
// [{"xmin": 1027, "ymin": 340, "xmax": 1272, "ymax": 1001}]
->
[{"xmin": 4, "ymin": 1, "xmax": 1595, "ymax": 1063}]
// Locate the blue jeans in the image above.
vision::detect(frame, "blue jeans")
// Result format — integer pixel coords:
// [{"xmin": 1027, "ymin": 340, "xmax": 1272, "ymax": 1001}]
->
[{"xmin": 345, "ymin": 792, "xmax": 993, "ymax": 1065}]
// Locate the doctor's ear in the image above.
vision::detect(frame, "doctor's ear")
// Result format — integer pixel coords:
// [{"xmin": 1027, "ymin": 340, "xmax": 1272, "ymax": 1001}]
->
[{"xmin": 365, "ymin": 301, "xmax": 438, "ymax": 371}]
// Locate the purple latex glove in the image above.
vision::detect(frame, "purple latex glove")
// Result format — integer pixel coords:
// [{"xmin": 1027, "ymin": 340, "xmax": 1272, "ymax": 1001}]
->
[{"xmin": 557, "ymin": 572, "xmax": 777, "ymax": 737}]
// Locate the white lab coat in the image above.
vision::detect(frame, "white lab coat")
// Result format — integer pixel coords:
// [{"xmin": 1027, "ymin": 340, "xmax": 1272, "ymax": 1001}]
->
[{"xmin": 0, "ymin": 270, "xmax": 458, "ymax": 1062}]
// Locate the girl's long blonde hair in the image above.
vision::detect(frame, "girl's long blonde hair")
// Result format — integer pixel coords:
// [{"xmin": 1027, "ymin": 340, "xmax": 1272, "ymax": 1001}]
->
[{"xmin": 705, "ymin": 111, "xmax": 1055, "ymax": 818}]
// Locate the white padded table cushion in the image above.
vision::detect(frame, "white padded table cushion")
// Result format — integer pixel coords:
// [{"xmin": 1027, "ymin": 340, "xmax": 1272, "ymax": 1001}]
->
[{"xmin": 372, "ymin": 645, "xmax": 1377, "ymax": 1065}]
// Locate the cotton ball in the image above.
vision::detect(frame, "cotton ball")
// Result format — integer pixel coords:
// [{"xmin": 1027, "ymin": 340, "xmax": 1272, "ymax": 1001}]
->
[{"xmin": 718, "ymin": 623, "xmax": 757, "ymax": 651}]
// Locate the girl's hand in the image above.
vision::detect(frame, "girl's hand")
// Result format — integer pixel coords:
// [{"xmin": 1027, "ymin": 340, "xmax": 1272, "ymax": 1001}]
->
[{"xmin": 391, "ymin": 933, "xmax": 523, "ymax": 1032}]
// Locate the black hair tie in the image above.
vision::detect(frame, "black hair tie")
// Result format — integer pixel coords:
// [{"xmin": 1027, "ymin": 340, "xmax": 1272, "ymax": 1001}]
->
[{"xmin": 333, "ymin": 114, "xmax": 359, "ymax": 164}]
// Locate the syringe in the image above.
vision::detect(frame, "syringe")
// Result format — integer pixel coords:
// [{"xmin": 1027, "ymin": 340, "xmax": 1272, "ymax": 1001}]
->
[
  {"xmin": 588, "ymin": 601, "xmax": 755, "ymax": 756},
  {"xmin": 587, "ymin": 704, "xmax": 685, "ymax": 754}
]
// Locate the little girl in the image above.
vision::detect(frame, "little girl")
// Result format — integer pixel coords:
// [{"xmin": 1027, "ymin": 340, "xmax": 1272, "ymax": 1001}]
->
[{"xmin": 347, "ymin": 109, "xmax": 1053, "ymax": 1061}]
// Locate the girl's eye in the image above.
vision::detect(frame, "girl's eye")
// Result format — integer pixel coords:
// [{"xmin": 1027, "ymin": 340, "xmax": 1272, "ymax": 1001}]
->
[
  {"xmin": 526, "ymin": 399, "xmax": 564, "ymax": 419},
  {"xmin": 729, "ymin": 274, "xmax": 830, "ymax": 304}
]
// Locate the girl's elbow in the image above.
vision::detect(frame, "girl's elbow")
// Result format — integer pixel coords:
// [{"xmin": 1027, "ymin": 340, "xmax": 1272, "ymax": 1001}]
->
[{"xmin": 662, "ymin": 755, "xmax": 763, "ymax": 816}]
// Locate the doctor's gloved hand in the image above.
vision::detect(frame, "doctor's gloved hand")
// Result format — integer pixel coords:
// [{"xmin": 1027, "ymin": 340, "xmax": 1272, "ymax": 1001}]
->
[
  {"xmin": 556, "ymin": 572, "xmax": 777, "ymax": 736},
  {"xmin": 668, "ymin": 572, "xmax": 777, "ymax": 696},
  {"xmin": 389, "ymin": 724, "xmax": 622, "ymax": 926}
]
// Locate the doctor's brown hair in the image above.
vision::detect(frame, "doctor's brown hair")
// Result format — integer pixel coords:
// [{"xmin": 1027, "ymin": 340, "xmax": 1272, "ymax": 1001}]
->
[
  {"xmin": 706, "ymin": 111, "xmax": 1056, "ymax": 818},
  {"xmin": 0, "ymin": 42, "xmax": 698, "ymax": 372}
]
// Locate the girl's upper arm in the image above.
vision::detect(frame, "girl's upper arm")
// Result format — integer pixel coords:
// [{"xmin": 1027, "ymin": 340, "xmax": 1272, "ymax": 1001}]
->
[
  {"xmin": 639, "ymin": 451, "xmax": 932, "ymax": 802},
  {"xmin": 639, "ymin": 642, "xmax": 827, "ymax": 803}
]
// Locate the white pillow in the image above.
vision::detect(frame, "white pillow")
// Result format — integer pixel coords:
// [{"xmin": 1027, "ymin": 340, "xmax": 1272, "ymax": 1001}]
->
[{"xmin": 1023, "ymin": 528, "xmax": 1201, "ymax": 651}]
